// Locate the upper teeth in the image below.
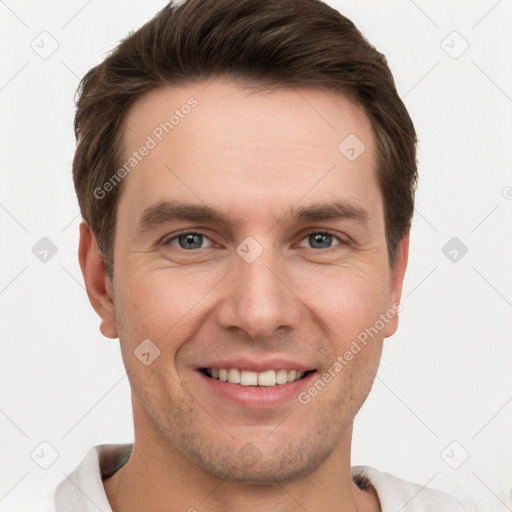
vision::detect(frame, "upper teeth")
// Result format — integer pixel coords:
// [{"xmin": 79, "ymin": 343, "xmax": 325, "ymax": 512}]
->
[{"xmin": 207, "ymin": 368, "xmax": 305, "ymax": 386}]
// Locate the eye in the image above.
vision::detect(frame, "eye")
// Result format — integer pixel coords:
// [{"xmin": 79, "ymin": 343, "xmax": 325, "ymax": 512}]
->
[
  {"xmin": 165, "ymin": 232, "xmax": 215, "ymax": 250},
  {"xmin": 297, "ymin": 232, "xmax": 344, "ymax": 250}
]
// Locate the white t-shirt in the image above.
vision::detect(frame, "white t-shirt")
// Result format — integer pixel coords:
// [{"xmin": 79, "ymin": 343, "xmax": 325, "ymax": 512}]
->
[{"xmin": 54, "ymin": 444, "xmax": 464, "ymax": 511}]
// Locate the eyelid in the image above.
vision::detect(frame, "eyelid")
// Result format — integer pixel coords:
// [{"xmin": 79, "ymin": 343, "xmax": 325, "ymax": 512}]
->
[
  {"xmin": 162, "ymin": 229, "xmax": 349, "ymax": 250},
  {"xmin": 295, "ymin": 229, "xmax": 348, "ymax": 248},
  {"xmin": 164, "ymin": 230, "xmax": 216, "ymax": 248}
]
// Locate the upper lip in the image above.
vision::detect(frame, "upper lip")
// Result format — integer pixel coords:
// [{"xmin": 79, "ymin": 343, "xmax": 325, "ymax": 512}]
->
[{"xmin": 197, "ymin": 357, "xmax": 315, "ymax": 373}]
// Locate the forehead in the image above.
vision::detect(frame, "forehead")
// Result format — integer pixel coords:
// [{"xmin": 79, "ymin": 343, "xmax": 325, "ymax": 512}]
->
[{"xmin": 118, "ymin": 78, "xmax": 380, "ymax": 228}]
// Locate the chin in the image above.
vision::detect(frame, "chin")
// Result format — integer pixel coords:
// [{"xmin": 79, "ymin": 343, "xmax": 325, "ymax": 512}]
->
[{"xmin": 181, "ymin": 435, "xmax": 336, "ymax": 485}]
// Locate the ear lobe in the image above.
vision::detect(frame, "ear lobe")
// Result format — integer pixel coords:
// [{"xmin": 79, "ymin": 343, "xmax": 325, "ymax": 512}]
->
[
  {"xmin": 78, "ymin": 221, "xmax": 118, "ymax": 339},
  {"xmin": 383, "ymin": 232, "xmax": 410, "ymax": 339}
]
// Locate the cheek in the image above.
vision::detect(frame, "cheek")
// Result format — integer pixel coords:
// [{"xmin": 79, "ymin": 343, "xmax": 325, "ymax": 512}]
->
[
  {"xmin": 113, "ymin": 268, "xmax": 221, "ymax": 348},
  {"xmin": 300, "ymin": 266, "xmax": 390, "ymax": 345},
  {"xmin": 304, "ymin": 270, "xmax": 387, "ymax": 415}
]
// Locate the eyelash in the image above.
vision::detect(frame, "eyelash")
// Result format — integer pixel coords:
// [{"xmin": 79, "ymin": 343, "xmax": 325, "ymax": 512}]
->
[{"xmin": 163, "ymin": 230, "xmax": 348, "ymax": 251}]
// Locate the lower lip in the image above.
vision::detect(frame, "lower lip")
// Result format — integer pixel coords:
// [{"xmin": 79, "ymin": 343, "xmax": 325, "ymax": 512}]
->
[{"xmin": 197, "ymin": 370, "xmax": 317, "ymax": 409}]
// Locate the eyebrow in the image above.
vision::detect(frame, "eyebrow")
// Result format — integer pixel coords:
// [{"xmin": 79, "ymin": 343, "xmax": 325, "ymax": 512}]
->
[{"xmin": 137, "ymin": 199, "xmax": 369, "ymax": 233}]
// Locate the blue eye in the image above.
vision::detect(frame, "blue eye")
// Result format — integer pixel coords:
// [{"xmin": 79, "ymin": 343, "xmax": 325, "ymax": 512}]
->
[
  {"xmin": 298, "ymin": 232, "xmax": 342, "ymax": 249},
  {"xmin": 164, "ymin": 231, "xmax": 344, "ymax": 251},
  {"xmin": 167, "ymin": 232, "xmax": 214, "ymax": 250}
]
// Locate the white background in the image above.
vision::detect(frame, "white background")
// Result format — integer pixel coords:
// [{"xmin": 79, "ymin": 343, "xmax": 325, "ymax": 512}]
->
[{"xmin": 1, "ymin": 1, "xmax": 511, "ymax": 511}]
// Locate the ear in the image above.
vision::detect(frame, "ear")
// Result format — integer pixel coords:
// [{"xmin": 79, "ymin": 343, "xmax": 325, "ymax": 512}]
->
[
  {"xmin": 383, "ymin": 232, "xmax": 410, "ymax": 338},
  {"xmin": 78, "ymin": 221, "xmax": 118, "ymax": 339}
]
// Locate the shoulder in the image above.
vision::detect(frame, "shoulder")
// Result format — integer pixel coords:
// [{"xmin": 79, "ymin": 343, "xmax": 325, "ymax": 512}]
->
[
  {"xmin": 352, "ymin": 465, "xmax": 464, "ymax": 512},
  {"xmin": 54, "ymin": 444, "xmax": 132, "ymax": 511}
]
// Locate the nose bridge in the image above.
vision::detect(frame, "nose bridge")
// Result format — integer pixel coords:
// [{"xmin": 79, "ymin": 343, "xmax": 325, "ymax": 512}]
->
[{"xmin": 216, "ymin": 238, "xmax": 300, "ymax": 338}]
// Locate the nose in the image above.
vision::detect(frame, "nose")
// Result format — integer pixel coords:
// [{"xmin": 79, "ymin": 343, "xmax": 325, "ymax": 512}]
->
[{"xmin": 215, "ymin": 246, "xmax": 301, "ymax": 339}]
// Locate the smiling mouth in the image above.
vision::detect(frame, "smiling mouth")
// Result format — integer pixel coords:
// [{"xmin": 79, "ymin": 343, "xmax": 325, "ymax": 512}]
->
[{"xmin": 200, "ymin": 368, "xmax": 315, "ymax": 387}]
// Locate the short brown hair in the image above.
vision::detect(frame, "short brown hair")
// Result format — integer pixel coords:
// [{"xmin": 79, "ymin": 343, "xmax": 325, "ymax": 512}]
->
[{"xmin": 73, "ymin": 0, "xmax": 417, "ymax": 279}]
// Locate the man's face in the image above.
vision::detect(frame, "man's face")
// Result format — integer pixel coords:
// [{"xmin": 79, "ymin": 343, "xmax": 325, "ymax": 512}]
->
[{"xmin": 95, "ymin": 78, "xmax": 407, "ymax": 483}]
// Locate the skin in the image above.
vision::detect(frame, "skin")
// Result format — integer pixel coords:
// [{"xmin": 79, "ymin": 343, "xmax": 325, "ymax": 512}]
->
[{"xmin": 79, "ymin": 77, "xmax": 409, "ymax": 512}]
